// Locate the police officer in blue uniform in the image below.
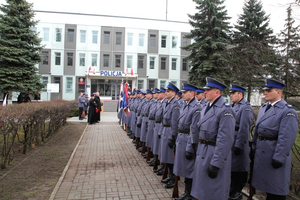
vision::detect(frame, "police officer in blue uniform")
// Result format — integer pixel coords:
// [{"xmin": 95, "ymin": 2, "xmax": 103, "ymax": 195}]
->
[
  {"xmin": 229, "ymin": 84, "xmax": 254, "ymax": 200},
  {"xmin": 173, "ymin": 83, "xmax": 201, "ymax": 200},
  {"xmin": 135, "ymin": 89, "xmax": 147, "ymax": 151},
  {"xmin": 176, "ymin": 91, "xmax": 185, "ymax": 107},
  {"xmin": 191, "ymin": 77, "xmax": 235, "ymax": 200},
  {"xmin": 196, "ymin": 87, "xmax": 206, "ymax": 108},
  {"xmin": 159, "ymin": 82, "xmax": 181, "ymax": 189},
  {"xmin": 252, "ymin": 78, "xmax": 298, "ymax": 200}
]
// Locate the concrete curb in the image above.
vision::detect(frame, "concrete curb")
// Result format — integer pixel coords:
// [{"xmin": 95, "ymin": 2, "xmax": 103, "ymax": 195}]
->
[{"xmin": 49, "ymin": 123, "xmax": 88, "ymax": 200}]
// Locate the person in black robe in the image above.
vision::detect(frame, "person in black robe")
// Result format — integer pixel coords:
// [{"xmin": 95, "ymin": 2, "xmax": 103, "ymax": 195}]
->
[
  {"xmin": 95, "ymin": 92, "xmax": 101, "ymax": 122},
  {"xmin": 88, "ymin": 94, "xmax": 98, "ymax": 124}
]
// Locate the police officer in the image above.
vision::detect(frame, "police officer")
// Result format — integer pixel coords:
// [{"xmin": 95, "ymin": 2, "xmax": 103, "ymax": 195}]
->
[
  {"xmin": 135, "ymin": 89, "xmax": 147, "ymax": 150},
  {"xmin": 251, "ymin": 78, "xmax": 298, "ymax": 200},
  {"xmin": 176, "ymin": 91, "xmax": 185, "ymax": 107},
  {"xmin": 191, "ymin": 77, "xmax": 235, "ymax": 200},
  {"xmin": 229, "ymin": 84, "xmax": 254, "ymax": 200},
  {"xmin": 160, "ymin": 82, "xmax": 181, "ymax": 189},
  {"xmin": 195, "ymin": 87, "xmax": 206, "ymax": 108},
  {"xmin": 173, "ymin": 83, "xmax": 201, "ymax": 200}
]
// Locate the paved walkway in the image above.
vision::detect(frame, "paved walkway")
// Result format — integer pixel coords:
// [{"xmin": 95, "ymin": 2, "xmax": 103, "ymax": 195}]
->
[{"xmin": 50, "ymin": 112, "xmax": 251, "ymax": 200}]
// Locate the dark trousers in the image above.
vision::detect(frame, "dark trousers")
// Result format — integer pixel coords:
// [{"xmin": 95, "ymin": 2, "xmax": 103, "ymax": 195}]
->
[
  {"xmin": 230, "ymin": 171, "xmax": 248, "ymax": 195},
  {"xmin": 79, "ymin": 107, "xmax": 83, "ymax": 119},
  {"xmin": 266, "ymin": 193, "xmax": 286, "ymax": 200}
]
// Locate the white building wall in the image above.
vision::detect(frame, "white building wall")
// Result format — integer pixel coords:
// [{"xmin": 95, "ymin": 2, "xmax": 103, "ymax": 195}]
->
[
  {"xmin": 51, "ymin": 49, "xmax": 64, "ymax": 75},
  {"xmin": 137, "ymin": 29, "xmax": 148, "ymax": 53},
  {"xmin": 158, "ymin": 31, "xmax": 170, "ymax": 55},
  {"xmin": 63, "ymin": 76, "xmax": 76, "ymax": 100},
  {"xmin": 147, "ymin": 54, "xmax": 159, "ymax": 79},
  {"xmin": 169, "ymin": 32, "xmax": 181, "ymax": 56},
  {"xmin": 169, "ymin": 56, "xmax": 181, "ymax": 81},
  {"xmin": 124, "ymin": 53, "xmax": 137, "ymax": 75}
]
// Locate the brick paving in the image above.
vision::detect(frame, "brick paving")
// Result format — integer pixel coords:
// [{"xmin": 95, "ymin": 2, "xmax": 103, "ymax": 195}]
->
[{"xmin": 50, "ymin": 113, "xmax": 251, "ymax": 200}]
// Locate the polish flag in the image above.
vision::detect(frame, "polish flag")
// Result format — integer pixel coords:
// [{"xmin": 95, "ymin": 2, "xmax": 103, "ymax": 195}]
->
[
  {"xmin": 131, "ymin": 68, "xmax": 134, "ymax": 76},
  {"xmin": 88, "ymin": 67, "xmax": 91, "ymax": 76},
  {"xmin": 125, "ymin": 68, "xmax": 128, "ymax": 76},
  {"xmin": 2, "ymin": 94, "xmax": 7, "ymax": 107},
  {"xmin": 93, "ymin": 67, "xmax": 96, "ymax": 74}
]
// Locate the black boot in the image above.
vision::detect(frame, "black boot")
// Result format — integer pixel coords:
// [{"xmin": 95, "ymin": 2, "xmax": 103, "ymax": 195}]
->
[
  {"xmin": 228, "ymin": 191, "xmax": 242, "ymax": 200},
  {"xmin": 147, "ymin": 158, "xmax": 155, "ymax": 165},
  {"xmin": 161, "ymin": 176, "xmax": 171, "ymax": 184},
  {"xmin": 175, "ymin": 182, "xmax": 187, "ymax": 200},
  {"xmin": 184, "ymin": 178, "xmax": 194, "ymax": 200},
  {"xmin": 165, "ymin": 174, "xmax": 175, "ymax": 189},
  {"xmin": 154, "ymin": 164, "xmax": 164, "ymax": 173}
]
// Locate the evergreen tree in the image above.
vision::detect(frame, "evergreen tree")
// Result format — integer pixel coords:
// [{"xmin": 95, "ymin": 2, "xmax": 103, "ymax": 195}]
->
[
  {"xmin": 230, "ymin": 0, "xmax": 280, "ymax": 101},
  {"xmin": 0, "ymin": 0, "xmax": 45, "ymax": 98},
  {"xmin": 277, "ymin": 5, "xmax": 300, "ymax": 98},
  {"xmin": 182, "ymin": 0, "xmax": 231, "ymax": 87}
]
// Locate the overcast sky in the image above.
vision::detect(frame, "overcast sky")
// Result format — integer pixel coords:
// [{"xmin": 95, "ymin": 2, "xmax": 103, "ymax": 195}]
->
[{"xmin": 0, "ymin": 0, "xmax": 299, "ymax": 34}]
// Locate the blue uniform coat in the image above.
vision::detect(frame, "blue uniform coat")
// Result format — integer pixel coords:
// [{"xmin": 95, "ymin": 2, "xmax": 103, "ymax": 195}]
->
[
  {"xmin": 140, "ymin": 98, "xmax": 150, "ymax": 142},
  {"xmin": 146, "ymin": 98, "xmax": 158, "ymax": 148},
  {"xmin": 191, "ymin": 96, "xmax": 235, "ymax": 200},
  {"xmin": 152, "ymin": 99, "xmax": 166, "ymax": 155},
  {"xmin": 252, "ymin": 100, "xmax": 298, "ymax": 195},
  {"xmin": 231, "ymin": 98, "xmax": 254, "ymax": 172},
  {"xmin": 135, "ymin": 98, "xmax": 146, "ymax": 138}
]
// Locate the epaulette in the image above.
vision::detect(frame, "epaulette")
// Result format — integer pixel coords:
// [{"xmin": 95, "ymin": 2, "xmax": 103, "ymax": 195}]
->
[
  {"xmin": 225, "ymin": 103, "xmax": 231, "ymax": 107},
  {"xmin": 245, "ymin": 101, "xmax": 250, "ymax": 105},
  {"xmin": 174, "ymin": 106, "xmax": 180, "ymax": 110},
  {"xmin": 245, "ymin": 108, "xmax": 252, "ymax": 111},
  {"xmin": 286, "ymin": 104, "xmax": 293, "ymax": 108}
]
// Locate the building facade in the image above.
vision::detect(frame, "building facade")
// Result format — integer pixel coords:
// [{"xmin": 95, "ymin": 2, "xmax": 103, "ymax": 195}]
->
[{"xmin": 34, "ymin": 12, "xmax": 192, "ymax": 105}]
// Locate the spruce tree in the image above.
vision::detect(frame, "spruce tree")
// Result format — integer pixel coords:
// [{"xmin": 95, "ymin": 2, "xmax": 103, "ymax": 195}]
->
[
  {"xmin": 0, "ymin": 0, "xmax": 45, "ymax": 98},
  {"xmin": 182, "ymin": 0, "xmax": 231, "ymax": 87},
  {"xmin": 276, "ymin": 5, "xmax": 300, "ymax": 98},
  {"xmin": 230, "ymin": 0, "xmax": 279, "ymax": 100}
]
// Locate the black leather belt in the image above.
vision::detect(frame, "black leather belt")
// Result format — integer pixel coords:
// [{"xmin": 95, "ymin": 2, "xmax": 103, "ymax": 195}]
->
[
  {"xmin": 199, "ymin": 138, "xmax": 216, "ymax": 146},
  {"xmin": 178, "ymin": 129, "xmax": 190, "ymax": 134},
  {"xmin": 145, "ymin": 114, "xmax": 148, "ymax": 117},
  {"xmin": 163, "ymin": 124, "xmax": 171, "ymax": 127},
  {"xmin": 155, "ymin": 120, "xmax": 161, "ymax": 123},
  {"xmin": 258, "ymin": 134, "xmax": 278, "ymax": 141},
  {"xmin": 149, "ymin": 117, "xmax": 155, "ymax": 120},
  {"xmin": 235, "ymin": 127, "xmax": 239, "ymax": 131}
]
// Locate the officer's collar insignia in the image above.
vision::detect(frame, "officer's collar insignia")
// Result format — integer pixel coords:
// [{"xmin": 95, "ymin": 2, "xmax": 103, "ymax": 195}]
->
[
  {"xmin": 224, "ymin": 113, "xmax": 233, "ymax": 118},
  {"xmin": 287, "ymin": 113, "xmax": 296, "ymax": 117},
  {"xmin": 245, "ymin": 108, "xmax": 252, "ymax": 111}
]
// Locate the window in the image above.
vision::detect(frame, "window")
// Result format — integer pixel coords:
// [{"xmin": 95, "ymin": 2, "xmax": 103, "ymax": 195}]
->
[
  {"xmin": 138, "ymin": 56, "xmax": 144, "ymax": 68},
  {"xmin": 42, "ymin": 51, "xmax": 48, "ymax": 65},
  {"xmin": 68, "ymin": 29, "xmax": 74, "ymax": 43},
  {"xmin": 150, "ymin": 57, "xmax": 155, "ymax": 69},
  {"xmin": 55, "ymin": 52, "xmax": 61, "ymax": 65},
  {"xmin": 182, "ymin": 58, "xmax": 187, "ymax": 71},
  {"xmin": 55, "ymin": 28, "xmax": 62, "ymax": 42},
  {"xmin": 104, "ymin": 31, "xmax": 110, "ymax": 44},
  {"xmin": 172, "ymin": 58, "xmax": 177, "ymax": 70},
  {"xmin": 139, "ymin": 34, "xmax": 145, "ymax": 46},
  {"xmin": 127, "ymin": 55, "xmax": 132, "ymax": 68},
  {"xmin": 161, "ymin": 35, "xmax": 167, "ymax": 48},
  {"xmin": 127, "ymin": 33, "xmax": 133, "ymax": 46},
  {"xmin": 150, "ymin": 34, "xmax": 156, "ymax": 47},
  {"xmin": 161, "ymin": 57, "xmax": 166, "ymax": 70},
  {"xmin": 43, "ymin": 28, "xmax": 49, "ymax": 41},
  {"xmin": 115, "ymin": 55, "xmax": 121, "ymax": 68},
  {"xmin": 172, "ymin": 36, "xmax": 178, "ymax": 48},
  {"xmin": 171, "ymin": 81, "xmax": 177, "ymax": 87},
  {"xmin": 92, "ymin": 31, "xmax": 98, "ymax": 44},
  {"xmin": 79, "ymin": 53, "xmax": 85, "ymax": 66},
  {"xmin": 41, "ymin": 77, "xmax": 48, "ymax": 92},
  {"xmin": 80, "ymin": 30, "xmax": 86, "ymax": 43},
  {"xmin": 116, "ymin": 32, "xmax": 122, "ymax": 45},
  {"xmin": 138, "ymin": 80, "xmax": 144, "ymax": 89},
  {"xmin": 66, "ymin": 77, "xmax": 73, "ymax": 93},
  {"xmin": 182, "ymin": 37, "xmax": 188, "ymax": 47},
  {"xmin": 67, "ymin": 53, "xmax": 73, "ymax": 66},
  {"xmin": 160, "ymin": 80, "xmax": 166, "ymax": 88},
  {"xmin": 149, "ymin": 80, "xmax": 155, "ymax": 89},
  {"xmin": 103, "ymin": 54, "xmax": 109, "ymax": 67},
  {"xmin": 54, "ymin": 77, "xmax": 61, "ymax": 92},
  {"xmin": 91, "ymin": 54, "xmax": 97, "ymax": 66}
]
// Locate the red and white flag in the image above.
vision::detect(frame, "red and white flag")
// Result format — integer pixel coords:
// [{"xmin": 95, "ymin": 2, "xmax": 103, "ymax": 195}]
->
[
  {"xmin": 2, "ymin": 94, "xmax": 7, "ymax": 107},
  {"xmin": 93, "ymin": 67, "xmax": 96, "ymax": 74},
  {"xmin": 125, "ymin": 68, "xmax": 128, "ymax": 76},
  {"xmin": 131, "ymin": 68, "xmax": 134, "ymax": 76},
  {"xmin": 88, "ymin": 67, "xmax": 91, "ymax": 76}
]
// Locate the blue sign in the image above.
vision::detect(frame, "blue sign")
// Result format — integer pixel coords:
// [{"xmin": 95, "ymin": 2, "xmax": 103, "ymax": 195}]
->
[
  {"xmin": 100, "ymin": 71, "xmax": 122, "ymax": 76},
  {"xmin": 86, "ymin": 85, "xmax": 90, "ymax": 88}
]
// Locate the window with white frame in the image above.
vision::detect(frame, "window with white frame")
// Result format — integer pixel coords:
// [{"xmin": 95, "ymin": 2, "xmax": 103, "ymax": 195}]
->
[
  {"xmin": 161, "ymin": 57, "xmax": 166, "ymax": 70},
  {"xmin": 149, "ymin": 80, "xmax": 155, "ymax": 89},
  {"xmin": 138, "ymin": 56, "xmax": 144, "ymax": 69},
  {"xmin": 66, "ymin": 77, "xmax": 73, "ymax": 93},
  {"xmin": 116, "ymin": 32, "xmax": 122, "ymax": 45},
  {"xmin": 161, "ymin": 35, "xmax": 167, "ymax": 48},
  {"xmin": 138, "ymin": 80, "xmax": 144, "ymax": 89},
  {"xmin": 42, "ymin": 51, "xmax": 49, "ymax": 65},
  {"xmin": 172, "ymin": 36, "xmax": 178, "ymax": 48},
  {"xmin": 172, "ymin": 58, "xmax": 177, "ymax": 70},
  {"xmin": 104, "ymin": 31, "xmax": 110, "ymax": 44},
  {"xmin": 115, "ymin": 55, "xmax": 121, "ymax": 68},
  {"xmin": 127, "ymin": 55, "xmax": 132, "ymax": 68},
  {"xmin": 41, "ymin": 77, "xmax": 48, "ymax": 92},
  {"xmin": 80, "ymin": 30, "xmax": 86, "ymax": 43},
  {"xmin": 68, "ymin": 29, "xmax": 74, "ymax": 43},
  {"xmin": 92, "ymin": 31, "xmax": 98, "ymax": 44},
  {"xmin": 139, "ymin": 34, "xmax": 145, "ymax": 46},
  {"xmin": 103, "ymin": 54, "xmax": 109, "ymax": 67},
  {"xmin": 91, "ymin": 54, "xmax": 97, "ymax": 66},
  {"xmin": 79, "ymin": 53, "xmax": 85, "ymax": 66},
  {"xmin": 150, "ymin": 57, "xmax": 155, "ymax": 69},
  {"xmin": 55, "ymin": 28, "xmax": 62, "ymax": 42},
  {"xmin": 150, "ymin": 34, "xmax": 156, "ymax": 47},
  {"xmin": 55, "ymin": 52, "xmax": 61, "ymax": 65},
  {"xmin": 160, "ymin": 80, "xmax": 166, "ymax": 88},
  {"xmin": 127, "ymin": 33, "xmax": 133, "ymax": 46},
  {"xmin": 67, "ymin": 53, "xmax": 73, "ymax": 66},
  {"xmin": 182, "ymin": 58, "xmax": 188, "ymax": 71},
  {"xmin": 43, "ymin": 28, "xmax": 49, "ymax": 41}
]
